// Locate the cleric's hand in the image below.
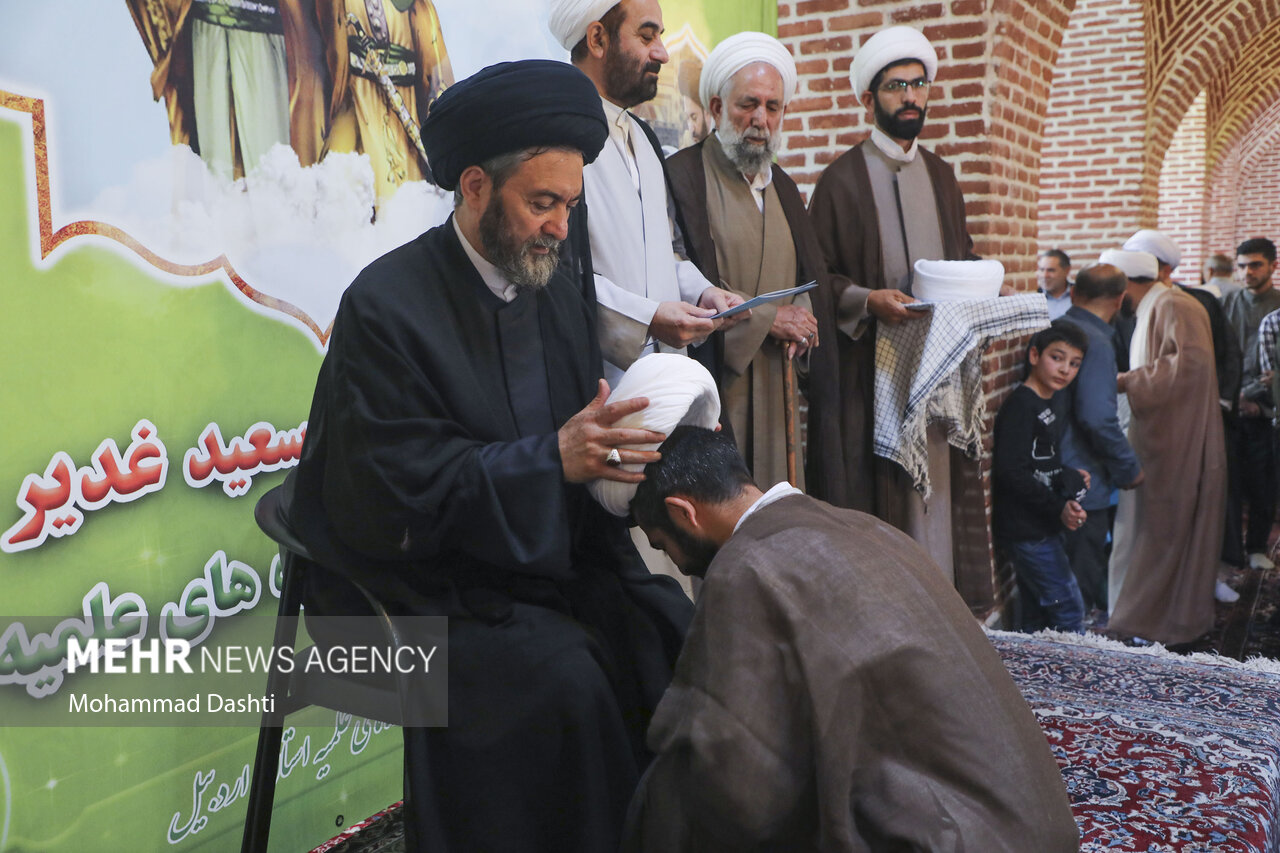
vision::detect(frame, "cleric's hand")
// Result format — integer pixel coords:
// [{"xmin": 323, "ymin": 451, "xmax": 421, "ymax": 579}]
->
[
  {"xmin": 649, "ymin": 301, "xmax": 719, "ymax": 348},
  {"xmin": 558, "ymin": 380, "xmax": 665, "ymax": 483},
  {"xmin": 867, "ymin": 289, "xmax": 924, "ymax": 325},
  {"xmin": 698, "ymin": 287, "xmax": 749, "ymax": 331}
]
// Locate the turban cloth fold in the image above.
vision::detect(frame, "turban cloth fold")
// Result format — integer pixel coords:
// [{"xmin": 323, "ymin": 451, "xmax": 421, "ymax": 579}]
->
[
  {"xmin": 850, "ymin": 25, "xmax": 938, "ymax": 96},
  {"xmin": 912, "ymin": 259, "xmax": 1005, "ymax": 301},
  {"xmin": 698, "ymin": 31, "xmax": 798, "ymax": 109},
  {"xmin": 1099, "ymin": 249, "xmax": 1159, "ymax": 281},
  {"xmin": 1124, "ymin": 229, "xmax": 1182, "ymax": 270},
  {"xmin": 548, "ymin": 0, "xmax": 619, "ymax": 51},
  {"xmin": 421, "ymin": 59, "xmax": 608, "ymax": 191},
  {"xmin": 587, "ymin": 354, "xmax": 721, "ymax": 517}
]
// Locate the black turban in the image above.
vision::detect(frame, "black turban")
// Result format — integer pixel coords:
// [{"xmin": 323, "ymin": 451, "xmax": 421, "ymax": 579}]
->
[{"xmin": 422, "ymin": 59, "xmax": 608, "ymax": 191}]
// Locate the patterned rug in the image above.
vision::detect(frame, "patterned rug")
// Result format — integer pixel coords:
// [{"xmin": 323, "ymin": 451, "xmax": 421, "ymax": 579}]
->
[{"xmin": 994, "ymin": 630, "xmax": 1280, "ymax": 852}]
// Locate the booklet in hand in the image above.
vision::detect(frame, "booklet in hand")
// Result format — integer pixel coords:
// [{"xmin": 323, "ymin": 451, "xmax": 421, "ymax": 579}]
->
[{"xmin": 710, "ymin": 281, "xmax": 819, "ymax": 319}]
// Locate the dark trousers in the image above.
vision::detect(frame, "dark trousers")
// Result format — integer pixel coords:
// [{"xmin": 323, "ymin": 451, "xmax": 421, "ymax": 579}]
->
[
  {"xmin": 1002, "ymin": 535, "xmax": 1086, "ymax": 634},
  {"xmin": 1226, "ymin": 415, "xmax": 1277, "ymax": 556},
  {"xmin": 1064, "ymin": 510, "xmax": 1110, "ymax": 612}
]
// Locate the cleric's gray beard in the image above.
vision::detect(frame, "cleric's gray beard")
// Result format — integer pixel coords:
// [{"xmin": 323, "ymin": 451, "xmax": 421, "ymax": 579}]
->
[
  {"xmin": 478, "ymin": 194, "xmax": 560, "ymax": 291},
  {"xmin": 716, "ymin": 117, "xmax": 780, "ymax": 178}
]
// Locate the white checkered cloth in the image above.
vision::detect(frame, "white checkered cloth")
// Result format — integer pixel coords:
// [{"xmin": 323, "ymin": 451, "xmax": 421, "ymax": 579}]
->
[{"xmin": 874, "ymin": 293, "xmax": 1050, "ymax": 499}]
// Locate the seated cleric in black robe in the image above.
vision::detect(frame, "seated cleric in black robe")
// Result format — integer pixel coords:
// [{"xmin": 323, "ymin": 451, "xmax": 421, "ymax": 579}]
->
[{"xmin": 281, "ymin": 59, "xmax": 695, "ymax": 852}]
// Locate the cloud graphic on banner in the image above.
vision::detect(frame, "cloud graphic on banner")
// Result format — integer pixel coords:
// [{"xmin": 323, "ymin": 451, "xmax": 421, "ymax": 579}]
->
[{"xmin": 88, "ymin": 143, "xmax": 454, "ymax": 335}]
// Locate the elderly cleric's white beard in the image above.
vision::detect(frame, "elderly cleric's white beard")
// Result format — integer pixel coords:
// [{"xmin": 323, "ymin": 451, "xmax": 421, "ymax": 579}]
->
[{"xmin": 716, "ymin": 115, "xmax": 781, "ymax": 178}]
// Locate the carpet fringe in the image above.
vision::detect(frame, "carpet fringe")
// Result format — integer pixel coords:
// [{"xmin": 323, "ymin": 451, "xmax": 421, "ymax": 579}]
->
[{"xmin": 986, "ymin": 627, "xmax": 1280, "ymax": 676}]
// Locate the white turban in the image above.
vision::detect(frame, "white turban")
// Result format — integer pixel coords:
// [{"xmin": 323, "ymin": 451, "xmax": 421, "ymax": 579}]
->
[
  {"xmin": 587, "ymin": 354, "xmax": 721, "ymax": 517},
  {"xmin": 547, "ymin": 0, "xmax": 619, "ymax": 52},
  {"xmin": 912, "ymin": 259, "xmax": 1005, "ymax": 301},
  {"xmin": 850, "ymin": 26, "xmax": 938, "ymax": 96},
  {"xmin": 1099, "ymin": 249, "xmax": 1159, "ymax": 281},
  {"xmin": 698, "ymin": 31, "xmax": 799, "ymax": 110},
  {"xmin": 1123, "ymin": 229, "xmax": 1181, "ymax": 270}
]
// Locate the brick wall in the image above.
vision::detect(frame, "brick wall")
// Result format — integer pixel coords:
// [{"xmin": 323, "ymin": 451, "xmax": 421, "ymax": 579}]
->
[
  {"xmin": 1157, "ymin": 91, "xmax": 1207, "ymax": 286},
  {"xmin": 1234, "ymin": 145, "xmax": 1280, "ymax": 247},
  {"xmin": 1037, "ymin": 0, "xmax": 1146, "ymax": 265}
]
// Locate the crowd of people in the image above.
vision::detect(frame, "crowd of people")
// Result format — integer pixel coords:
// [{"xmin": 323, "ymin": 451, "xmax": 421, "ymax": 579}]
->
[
  {"xmin": 1007, "ymin": 236, "xmax": 1280, "ymax": 649},
  {"xmin": 266, "ymin": 0, "xmax": 1279, "ymax": 848}
]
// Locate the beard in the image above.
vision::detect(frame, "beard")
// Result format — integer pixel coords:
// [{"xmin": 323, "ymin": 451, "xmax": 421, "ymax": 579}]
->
[
  {"xmin": 717, "ymin": 114, "xmax": 780, "ymax": 177},
  {"xmin": 664, "ymin": 523, "xmax": 720, "ymax": 577},
  {"xmin": 478, "ymin": 194, "xmax": 560, "ymax": 292},
  {"xmin": 873, "ymin": 97, "xmax": 927, "ymax": 140},
  {"xmin": 604, "ymin": 49, "xmax": 661, "ymax": 108}
]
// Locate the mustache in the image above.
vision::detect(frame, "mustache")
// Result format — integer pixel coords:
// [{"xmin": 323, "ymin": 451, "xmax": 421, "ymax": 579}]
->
[
  {"xmin": 528, "ymin": 235, "xmax": 561, "ymax": 250},
  {"xmin": 642, "ymin": 62, "xmax": 662, "ymax": 75}
]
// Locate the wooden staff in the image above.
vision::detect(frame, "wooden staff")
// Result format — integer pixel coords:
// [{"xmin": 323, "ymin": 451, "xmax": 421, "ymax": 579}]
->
[{"xmin": 783, "ymin": 350, "xmax": 797, "ymax": 486}]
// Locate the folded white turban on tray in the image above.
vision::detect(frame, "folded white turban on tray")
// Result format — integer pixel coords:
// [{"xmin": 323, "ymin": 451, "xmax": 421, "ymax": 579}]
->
[
  {"xmin": 912, "ymin": 259, "xmax": 1005, "ymax": 301},
  {"xmin": 850, "ymin": 25, "xmax": 938, "ymax": 96},
  {"xmin": 587, "ymin": 354, "xmax": 721, "ymax": 517},
  {"xmin": 1123, "ymin": 229, "xmax": 1182, "ymax": 270},
  {"xmin": 698, "ymin": 31, "xmax": 798, "ymax": 109},
  {"xmin": 1099, "ymin": 249, "xmax": 1159, "ymax": 281},
  {"xmin": 548, "ymin": 0, "xmax": 620, "ymax": 52}
]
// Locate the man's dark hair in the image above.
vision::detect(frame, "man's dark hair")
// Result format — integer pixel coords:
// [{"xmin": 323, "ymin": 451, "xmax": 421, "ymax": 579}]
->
[
  {"xmin": 1237, "ymin": 237, "xmax": 1277, "ymax": 263},
  {"xmin": 630, "ymin": 426, "xmax": 755, "ymax": 535},
  {"xmin": 570, "ymin": 4, "xmax": 626, "ymax": 63},
  {"xmin": 1072, "ymin": 263, "xmax": 1126, "ymax": 301},
  {"xmin": 1041, "ymin": 248, "xmax": 1070, "ymax": 269},
  {"xmin": 868, "ymin": 58, "xmax": 927, "ymax": 94},
  {"xmin": 1025, "ymin": 320, "xmax": 1088, "ymax": 377}
]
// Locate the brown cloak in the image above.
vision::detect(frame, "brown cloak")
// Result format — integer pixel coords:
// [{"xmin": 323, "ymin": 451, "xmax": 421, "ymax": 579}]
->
[
  {"xmin": 808, "ymin": 143, "xmax": 992, "ymax": 607},
  {"xmin": 1109, "ymin": 287, "xmax": 1226, "ymax": 645},
  {"xmin": 666, "ymin": 140, "xmax": 850, "ymax": 508},
  {"xmin": 623, "ymin": 495, "xmax": 1079, "ymax": 852}
]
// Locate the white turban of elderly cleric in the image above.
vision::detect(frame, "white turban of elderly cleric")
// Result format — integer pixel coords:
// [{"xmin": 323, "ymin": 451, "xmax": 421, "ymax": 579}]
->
[
  {"xmin": 588, "ymin": 354, "xmax": 721, "ymax": 517},
  {"xmin": 698, "ymin": 31, "xmax": 798, "ymax": 110},
  {"xmin": 850, "ymin": 25, "xmax": 939, "ymax": 96},
  {"xmin": 420, "ymin": 59, "xmax": 608, "ymax": 191},
  {"xmin": 548, "ymin": 0, "xmax": 620, "ymax": 51}
]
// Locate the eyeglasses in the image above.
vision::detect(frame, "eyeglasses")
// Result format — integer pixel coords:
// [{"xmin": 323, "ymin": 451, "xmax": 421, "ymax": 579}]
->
[{"xmin": 878, "ymin": 77, "xmax": 930, "ymax": 95}]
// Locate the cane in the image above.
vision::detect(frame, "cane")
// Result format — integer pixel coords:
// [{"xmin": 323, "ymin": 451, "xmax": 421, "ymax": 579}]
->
[{"xmin": 783, "ymin": 350, "xmax": 797, "ymax": 486}]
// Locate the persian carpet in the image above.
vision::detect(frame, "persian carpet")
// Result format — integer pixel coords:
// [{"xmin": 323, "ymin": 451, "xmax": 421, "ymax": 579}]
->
[{"xmin": 993, "ymin": 630, "xmax": 1280, "ymax": 852}]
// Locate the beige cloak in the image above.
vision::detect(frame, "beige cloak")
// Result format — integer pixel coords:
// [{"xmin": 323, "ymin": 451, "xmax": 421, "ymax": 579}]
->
[{"xmin": 1109, "ymin": 286, "xmax": 1226, "ymax": 645}]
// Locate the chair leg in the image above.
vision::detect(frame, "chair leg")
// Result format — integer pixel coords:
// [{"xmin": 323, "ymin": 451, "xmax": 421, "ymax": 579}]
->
[{"xmin": 240, "ymin": 724, "xmax": 284, "ymax": 853}]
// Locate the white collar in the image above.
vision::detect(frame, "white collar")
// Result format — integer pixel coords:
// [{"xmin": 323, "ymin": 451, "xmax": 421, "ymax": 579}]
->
[
  {"xmin": 733, "ymin": 481, "xmax": 803, "ymax": 534},
  {"xmin": 870, "ymin": 126, "xmax": 919, "ymax": 163},
  {"xmin": 451, "ymin": 215, "xmax": 518, "ymax": 303},
  {"xmin": 601, "ymin": 97, "xmax": 631, "ymax": 132}
]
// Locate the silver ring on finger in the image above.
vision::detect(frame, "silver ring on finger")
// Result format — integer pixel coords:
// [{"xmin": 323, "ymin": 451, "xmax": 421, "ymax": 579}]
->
[{"xmin": 605, "ymin": 448, "xmax": 622, "ymax": 467}]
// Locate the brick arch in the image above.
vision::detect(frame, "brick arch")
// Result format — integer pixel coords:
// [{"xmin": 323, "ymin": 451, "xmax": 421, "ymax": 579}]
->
[
  {"xmin": 1039, "ymin": 0, "xmax": 1280, "ymax": 265},
  {"xmin": 1149, "ymin": 0, "xmax": 1280, "ymax": 207},
  {"xmin": 1205, "ymin": 16, "xmax": 1280, "ymax": 175},
  {"xmin": 1205, "ymin": 91, "xmax": 1280, "ymax": 255}
]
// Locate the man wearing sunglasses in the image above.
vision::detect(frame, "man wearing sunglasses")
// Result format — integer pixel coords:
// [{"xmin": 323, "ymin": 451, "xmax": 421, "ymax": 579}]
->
[{"xmin": 809, "ymin": 26, "xmax": 981, "ymax": 585}]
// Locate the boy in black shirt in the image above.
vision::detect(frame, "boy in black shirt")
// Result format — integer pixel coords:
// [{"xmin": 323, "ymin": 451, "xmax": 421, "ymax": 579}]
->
[{"xmin": 994, "ymin": 321, "xmax": 1091, "ymax": 633}]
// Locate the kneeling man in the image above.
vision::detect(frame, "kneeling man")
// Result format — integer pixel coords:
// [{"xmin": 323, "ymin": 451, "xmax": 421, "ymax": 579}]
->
[{"xmin": 624, "ymin": 426, "xmax": 1078, "ymax": 852}]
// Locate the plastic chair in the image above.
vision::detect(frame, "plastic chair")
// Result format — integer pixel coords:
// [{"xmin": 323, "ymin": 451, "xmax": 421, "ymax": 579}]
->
[{"xmin": 239, "ymin": 483, "xmax": 415, "ymax": 853}]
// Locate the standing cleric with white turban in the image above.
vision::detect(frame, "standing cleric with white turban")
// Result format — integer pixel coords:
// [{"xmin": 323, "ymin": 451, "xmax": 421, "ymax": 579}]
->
[
  {"xmin": 664, "ymin": 31, "xmax": 850, "ymax": 505},
  {"xmin": 283, "ymin": 59, "xmax": 694, "ymax": 852},
  {"xmin": 1102, "ymin": 248, "xmax": 1227, "ymax": 645},
  {"xmin": 546, "ymin": 0, "xmax": 746, "ymax": 384},
  {"xmin": 548, "ymin": 0, "xmax": 748, "ymax": 591},
  {"xmin": 808, "ymin": 25, "xmax": 983, "ymax": 588}
]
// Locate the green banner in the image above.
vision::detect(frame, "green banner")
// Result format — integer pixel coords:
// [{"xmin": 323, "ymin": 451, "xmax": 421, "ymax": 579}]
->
[{"xmin": 0, "ymin": 2, "xmax": 772, "ymax": 850}]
